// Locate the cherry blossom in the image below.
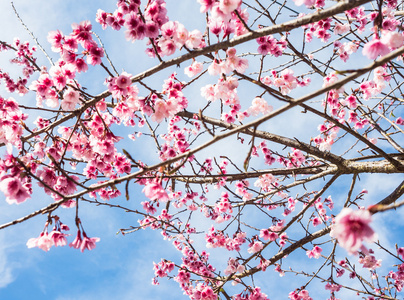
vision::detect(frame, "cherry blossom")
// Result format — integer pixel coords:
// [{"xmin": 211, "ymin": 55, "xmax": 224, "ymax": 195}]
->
[
  {"xmin": 27, "ymin": 232, "xmax": 53, "ymax": 252},
  {"xmin": 330, "ymin": 208, "xmax": 377, "ymax": 254},
  {"xmin": 293, "ymin": 0, "xmax": 315, "ymax": 8},
  {"xmin": 61, "ymin": 87, "xmax": 80, "ymax": 110},
  {"xmin": 247, "ymin": 241, "xmax": 264, "ymax": 254},
  {"xmin": 68, "ymin": 229, "xmax": 82, "ymax": 249},
  {"xmin": 362, "ymin": 36, "xmax": 390, "ymax": 60},
  {"xmin": 184, "ymin": 61, "xmax": 203, "ymax": 77},
  {"xmin": 142, "ymin": 180, "xmax": 170, "ymax": 202},
  {"xmin": 248, "ymin": 97, "xmax": 273, "ymax": 116},
  {"xmin": 359, "ymin": 254, "xmax": 382, "ymax": 270},
  {"xmin": 306, "ymin": 245, "xmax": 322, "ymax": 259},
  {"xmin": 80, "ymin": 231, "xmax": 100, "ymax": 252},
  {"xmin": 0, "ymin": 176, "xmax": 31, "ymax": 204}
]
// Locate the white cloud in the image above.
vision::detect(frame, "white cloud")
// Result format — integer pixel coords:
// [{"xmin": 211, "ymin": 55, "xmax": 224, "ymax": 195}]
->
[{"xmin": 0, "ymin": 237, "xmax": 14, "ymax": 288}]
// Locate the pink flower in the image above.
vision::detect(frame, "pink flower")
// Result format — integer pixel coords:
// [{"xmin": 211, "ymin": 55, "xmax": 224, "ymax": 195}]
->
[
  {"xmin": 381, "ymin": 30, "xmax": 404, "ymax": 49},
  {"xmin": 186, "ymin": 29, "xmax": 203, "ymax": 49},
  {"xmin": 259, "ymin": 229, "xmax": 278, "ymax": 241},
  {"xmin": 247, "ymin": 241, "xmax": 263, "ymax": 253},
  {"xmin": 298, "ymin": 290, "xmax": 311, "ymax": 300},
  {"xmin": 0, "ymin": 176, "xmax": 31, "ymax": 204},
  {"xmin": 306, "ymin": 245, "xmax": 322, "ymax": 259},
  {"xmin": 312, "ymin": 217, "xmax": 322, "ymax": 227},
  {"xmin": 259, "ymin": 228, "xmax": 271, "ymax": 240},
  {"xmin": 27, "ymin": 232, "xmax": 53, "ymax": 252},
  {"xmin": 197, "ymin": 0, "xmax": 215, "ymax": 13},
  {"xmin": 151, "ymin": 99, "xmax": 170, "ymax": 123},
  {"xmin": 219, "ymin": 0, "xmax": 241, "ymax": 14},
  {"xmin": 325, "ymin": 283, "xmax": 341, "ymax": 292},
  {"xmin": 359, "ymin": 255, "xmax": 381, "ymax": 270},
  {"xmin": 96, "ymin": 9, "xmax": 108, "ymax": 29},
  {"xmin": 248, "ymin": 97, "xmax": 273, "ymax": 116},
  {"xmin": 47, "ymin": 30, "xmax": 64, "ymax": 52},
  {"xmin": 191, "ymin": 283, "xmax": 217, "ymax": 300},
  {"xmin": 293, "ymin": 0, "xmax": 315, "ymax": 7},
  {"xmin": 208, "ymin": 60, "xmax": 221, "ymax": 76},
  {"xmin": 61, "ymin": 88, "xmax": 80, "ymax": 111},
  {"xmin": 334, "ymin": 23, "xmax": 350, "ymax": 35},
  {"xmin": 80, "ymin": 231, "xmax": 100, "ymax": 252},
  {"xmin": 336, "ymin": 268, "xmax": 345, "ymax": 277},
  {"xmin": 74, "ymin": 58, "xmax": 88, "ymax": 73},
  {"xmin": 330, "ymin": 208, "xmax": 377, "ymax": 254},
  {"xmin": 157, "ymin": 37, "xmax": 176, "ymax": 56},
  {"xmin": 36, "ymin": 233, "xmax": 54, "ymax": 251},
  {"xmin": 346, "ymin": 95, "xmax": 357, "ymax": 109},
  {"xmin": 397, "ymin": 247, "xmax": 404, "ymax": 259},
  {"xmin": 184, "ymin": 61, "xmax": 203, "ymax": 77},
  {"xmin": 49, "ymin": 230, "xmax": 68, "ymax": 247},
  {"xmin": 115, "ymin": 72, "xmax": 132, "ymax": 89},
  {"xmin": 69, "ymin": 229, "xmax": 99, "ymax": 252},
  {"xmin": 146, "ymin": 21, "xmax": 160, "ymax": 39},
  {"xmin": 69, "ymin": 230, "xmax": 83, "ymax": 250},
  {"xmin": 175, "ymin": 269, "xmax": 191, "ymax": 283},
  {"xmin": 362, "ymin": 36, "xmax": 389, "ymax": 60},
  {"xmin": 86, "ymin": 45, "xmax": 104, "ymax": 65},
  {"xmin": 142, "ymin": 180, "xmax": 170, "ymax": 202}
]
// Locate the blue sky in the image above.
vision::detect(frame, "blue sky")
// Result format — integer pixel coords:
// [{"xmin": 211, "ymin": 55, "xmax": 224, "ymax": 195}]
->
[{"xmin": 0, "ymin": 1, "xmax": 404, "ymax": 300}]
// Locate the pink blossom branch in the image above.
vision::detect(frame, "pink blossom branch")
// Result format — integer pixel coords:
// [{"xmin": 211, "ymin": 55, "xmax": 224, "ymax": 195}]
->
[
  {"xmin": 1, "ymin": 0, "xmax": 372, "ymax": 149},
  {"xmin": 2, "ymin": 54, "xmax": 404, "ymax": 230}
]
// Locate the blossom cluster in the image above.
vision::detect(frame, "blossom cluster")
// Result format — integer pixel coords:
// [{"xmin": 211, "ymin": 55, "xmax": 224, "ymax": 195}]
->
[
  {"xmin": 0, "ymin": 154, "xmax": 32, "ymax": 205},
  {"xmin": 256, "ymin": 35, "xmax": 287, "ymax": 57},
  {"xmin": 0, "ymin": 39, "xmax": 35, "ymax": 95},
  {"xmin": 26, "ymin": 218, "xmax": 69, "ymax": 251},
  {"xmin": 0, "ymin": 97, "xmax": 27, "ymax": 149},
  {"xmin": 26, "ymin": 217, "xmax": 100, "ymax": 253},
  {"xmin": 201, "ymin": 0, "xmax": 249, "ymax": 39},
  {"xmin": 261, "ymin": 69, "xmax": 310, "ymax": 95},
  {"xmin": 30, "ymin": 20, "xmax": 104, "ymax": 108}
]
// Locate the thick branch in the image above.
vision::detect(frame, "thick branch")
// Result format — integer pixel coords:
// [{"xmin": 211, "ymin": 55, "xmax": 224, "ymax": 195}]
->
[
  {"xmin": 165, "ymin": 159, "xmax": 404, "ymax": 184},
  {"xmin": 178, "ymin": 110, "xmax": 345, "ymax": 165}
]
